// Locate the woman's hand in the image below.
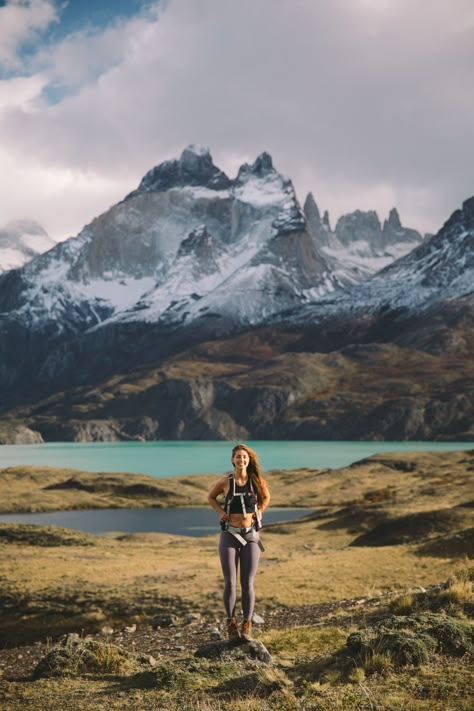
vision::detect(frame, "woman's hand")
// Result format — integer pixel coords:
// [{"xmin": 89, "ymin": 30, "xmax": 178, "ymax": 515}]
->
[{"xmin": 220, "ymin": 511, "xmax": 229, "ymax": 524}]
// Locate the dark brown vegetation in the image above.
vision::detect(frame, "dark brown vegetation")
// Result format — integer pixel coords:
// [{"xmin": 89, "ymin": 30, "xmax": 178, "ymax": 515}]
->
[{"xmin": 1, "ymin": 313, "xmax": 474, "ymax": 441}]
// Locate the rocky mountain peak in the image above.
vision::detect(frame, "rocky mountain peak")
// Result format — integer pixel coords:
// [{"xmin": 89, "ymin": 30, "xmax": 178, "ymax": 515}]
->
[
  {"xmin": 385, "ymin": 207, "xmax": 402, "ymax": 230},
  {"xmin": 249, "ymin": 151, "xmax": 274, "ymax": 176},
  {"xmin": 322, "ymin": 210, "xmax": 331, "ymax": 231},
  {"xmin": 271, "ymin": 204, "xmax": 306, "ymax": 236},
  {"xmin": 235, "ymin": 151, "xmax": 276, "ymax": 183},
  {"xmin": 303, "ymin": 193, "xmax": 322, "ymax": 227},
  {"xmin": 335, "ymin": 210, "xmax": 382, "ymax": 246},
  {"xmin": 383, "ymin": 208, "xmax": 422, "ymax": 246},
  {"xmin": 462, "ymin": 196, "xmax": 474, "ymax": 223},
  {"xmin": 125, "ymin": 145, "xmax": 231, "ymax": 199}
]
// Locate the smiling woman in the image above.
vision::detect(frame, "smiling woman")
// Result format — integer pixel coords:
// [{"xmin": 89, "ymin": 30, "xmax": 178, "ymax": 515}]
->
[{"xmin": 208, "ymin": 443, "xmax": 270, "ymax": 642}]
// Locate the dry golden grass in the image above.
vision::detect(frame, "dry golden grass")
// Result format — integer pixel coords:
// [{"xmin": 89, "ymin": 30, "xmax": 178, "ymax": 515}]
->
[
  {"xmin": 1, "ymin": 523, "xmax": 466, "ymax": 610},
  {"xmin": 1, "ymin": 448, "xmax": 472, "ymax": 514},
  {"xmin": 0, "ymin": 447, "xmax": 472, "ymax": 711},
  {"xmin": 0, "ymin": 449, "xmax": 471, "ymax": 613}
]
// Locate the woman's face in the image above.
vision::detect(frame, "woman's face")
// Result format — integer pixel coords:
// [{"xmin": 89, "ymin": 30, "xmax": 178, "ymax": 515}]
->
[{"xmin": 232, "ymin": 448, "xmax": 250, "ymax": 469}]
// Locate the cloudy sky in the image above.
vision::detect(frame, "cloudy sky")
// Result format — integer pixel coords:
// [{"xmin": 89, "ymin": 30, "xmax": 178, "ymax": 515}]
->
[{"xmin": 1, "ymin": 0, "xmax": 473, "ymax": 241}]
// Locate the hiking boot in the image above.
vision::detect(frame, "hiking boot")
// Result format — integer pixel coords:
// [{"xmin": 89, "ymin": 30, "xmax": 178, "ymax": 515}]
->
[
  {"xmin": 226, "ymin": 617, "xmax": 239, "ymax": 640},
  {"xmin": 241, "ymin": 619, "xmax": 252, "ymax": 641}
]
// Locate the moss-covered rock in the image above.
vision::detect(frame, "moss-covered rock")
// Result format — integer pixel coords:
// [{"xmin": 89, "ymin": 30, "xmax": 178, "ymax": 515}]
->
[
  {"xmin": 129, "ymin": 657, "xmax": 243, "ymax": 692},
  {"xmin": 347, "ymin": 628, "xmax": 437, "ymax": 666},
  {"xmin": 214, "ymin": 667, "xmax": 292, "ymax": 697},
  {"xmin": 427, "ymin": 616, "xmax": 474, "ymax": 656},
  {"xmin": 195, "ymin": 638, "xmax": 273, "ymax": 664},
  {"xmin": 33, "ymin": 634, "xmax": 145, "ymax": 679},
  {"xmin": 345, "ymin": 613, "xmax": 473, "ymax": 670},
  {"xmin": 132, "ymin": 662, "xmax": 198, "ymax": 690},
  {"xmin": 32, "ymin": 633, "xmax": 149, "ymax": 678}
]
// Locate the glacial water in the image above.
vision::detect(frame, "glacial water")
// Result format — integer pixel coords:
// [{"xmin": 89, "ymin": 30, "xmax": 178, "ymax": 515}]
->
[
  {"xmin": 1, "ymin": 440, "xmax": 472, "ymax": 535},
  {"xmin": 1, "ymin": 440, "xmax": 473, "ymax": 478},
  {"xmin": 0, "ymin": 506, "xmax": 312, "ymax": 537}
]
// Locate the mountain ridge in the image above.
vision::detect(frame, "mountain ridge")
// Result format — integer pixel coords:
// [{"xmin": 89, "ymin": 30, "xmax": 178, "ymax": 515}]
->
[{"xmin": 0, "ymin": 146, "xmax": 472, "ymax": 442}]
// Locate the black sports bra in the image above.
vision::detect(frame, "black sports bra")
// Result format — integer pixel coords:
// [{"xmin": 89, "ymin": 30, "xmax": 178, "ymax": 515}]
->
[{"xmin": 228, "ymin": 481, "xmax": 253, "ymax": 514}]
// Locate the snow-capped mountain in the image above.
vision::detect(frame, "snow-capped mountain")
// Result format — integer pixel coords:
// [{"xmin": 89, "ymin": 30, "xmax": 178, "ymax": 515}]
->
[
  {"xmin": 0, "ymin": 148, "xmax": 472, "ymax": 443},
  {"xmin": 0, "ymin": 146, "xmax": 340, "ymax": 339},
  {"xmin": 304, "ymin": 193, "xmax": 423, "ymax": 286},
  {"xmin": 0, "ymin": 144, "xmax": 460, "ymax": 413},
  {"xmin": 0, "ymin": 146, "xmax": 425, "ymax": 342},
  {"xmin": 0, "ymin": 219, "xmax": 55, "ymax": 273},
  {"xmin": 286, "ymin": 195, "xmax": 474, "ymax": 341},
  {"xmin": 334, "ymin": 195, "xmax": 473, "ymax": 313}
]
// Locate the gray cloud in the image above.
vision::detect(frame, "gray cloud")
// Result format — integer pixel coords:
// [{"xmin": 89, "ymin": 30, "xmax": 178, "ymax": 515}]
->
[
  {"xmin": 0, "ymin": 0, "xmax": 473, "ymax": 239},
  {"xmin": 0, "ymin": 0, "xmax": 58, "ymax": 70}
]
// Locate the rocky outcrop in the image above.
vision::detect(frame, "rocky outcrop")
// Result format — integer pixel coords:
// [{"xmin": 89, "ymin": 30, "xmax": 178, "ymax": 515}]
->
[
  {"xmin": 12, "ymin": 341, "xmax": 474, "ymax": 441},
  {"xmin": 0, "ymin": 423, "xmax": 43, "ymax": 444}
]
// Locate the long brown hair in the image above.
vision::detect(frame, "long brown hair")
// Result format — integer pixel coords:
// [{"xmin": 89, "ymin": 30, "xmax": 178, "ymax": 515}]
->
[{"xmin": 231, "ymin": 443, "xmax": 268, "ymax": 505}]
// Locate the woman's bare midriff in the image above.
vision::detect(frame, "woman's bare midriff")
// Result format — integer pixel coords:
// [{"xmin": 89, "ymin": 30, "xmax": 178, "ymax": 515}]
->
[{"xmin": 228, "ymin": 513, "xmax": 255, "ymax": 528}]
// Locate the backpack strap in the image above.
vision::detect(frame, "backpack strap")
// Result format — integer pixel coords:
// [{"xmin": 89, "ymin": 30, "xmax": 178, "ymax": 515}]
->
[{"xmin": 223, "ymin": 471, "xmax": 235, "ymax": 514}]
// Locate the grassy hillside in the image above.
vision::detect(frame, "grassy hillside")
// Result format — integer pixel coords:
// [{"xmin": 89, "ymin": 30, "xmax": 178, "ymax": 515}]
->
[{"xmin": 0, "ymin": 449, "xmax": 472, "ymax": 708}]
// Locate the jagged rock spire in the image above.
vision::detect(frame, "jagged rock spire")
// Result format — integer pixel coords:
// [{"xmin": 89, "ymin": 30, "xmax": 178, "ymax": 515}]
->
[
  {"xmin": 304, "ymin": 193, "xmax": 322, "ymax": 227},
  {"xmin": 386, "ymin": 207, "xmax": 402, "ymax": 230}
]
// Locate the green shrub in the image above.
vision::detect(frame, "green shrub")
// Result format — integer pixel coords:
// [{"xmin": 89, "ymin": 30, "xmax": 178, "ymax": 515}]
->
[
  {"xmin": 33, "ymin": 633, "xmax": 140, "ymax": 678},
  {"xmin": 389, "ymin": 593, "xmax": 415, "ymax": 615}
]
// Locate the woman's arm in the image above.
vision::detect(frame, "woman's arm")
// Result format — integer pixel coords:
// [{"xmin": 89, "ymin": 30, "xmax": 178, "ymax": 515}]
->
[
  {"xmin": 258, "ymin": 483, "xmax": 271, "ymax": 516},
  {"xmin": 207, "ymin": 476, "xmax": 229, "ymax": 521}
]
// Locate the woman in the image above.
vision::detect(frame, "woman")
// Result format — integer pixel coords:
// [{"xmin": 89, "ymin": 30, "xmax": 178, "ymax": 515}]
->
[{"xmin": 208, "ymin": 443, "xmax": 270, "ymax": 641}]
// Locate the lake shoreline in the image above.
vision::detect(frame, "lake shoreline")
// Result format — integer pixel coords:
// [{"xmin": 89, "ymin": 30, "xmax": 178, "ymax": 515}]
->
[
  {"xmin": 1, "ymin": 447, "xmax": 473, "ymax": 514},
  {"xmin": 0, "ymin": 506, "xmax": 315, "ymax": 537},
  {"xmin": 2, "ymin": 440, "xmax": 473, "ymax": 478}
]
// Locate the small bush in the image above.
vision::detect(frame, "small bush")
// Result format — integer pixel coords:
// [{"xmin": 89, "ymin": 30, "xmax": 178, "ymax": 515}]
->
[
  {"xmin": 363, "ymin": 652, "xmax": 393, "ymax": 675},
  {"xmin": 33, "ymin": 633, "xmax": 141, "ymax": 678},
  {"xmin": 133, "ymin": 663, "xmax": 197, "ymax": 690},
  {"xmin": 389, "ymin": 593, "xmax": 415, "ymax": 615},
  {"xmin": 348, "ymin": 666, "xmax": 365, "ymax": 683},
  {"xmin": 427, "ymin": 617, "xmax": 474, "ymax": 656},
  {"xmin": 327, "ymin": 611, "xmax": 474, "ymax": 680},
  {"xmin": 379, "ymin": 631, "xmax": 436, "ymax": 666},
  {"xmin": 438, "ymin": 578, "xmax": 473, "ymax": 606},
  {"xmin": 215, "ymin": 668, "xmax": 292, "ymax": 697}
]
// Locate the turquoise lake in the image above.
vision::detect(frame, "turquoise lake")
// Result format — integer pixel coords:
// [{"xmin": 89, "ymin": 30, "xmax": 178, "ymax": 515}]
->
[
  {"xmin": 1, "ymin": 440, "xmax": 472, "ymax": 535},
  {"xmin": 1, "ymin": 440, "xmax": 473, "ymax": 477}
]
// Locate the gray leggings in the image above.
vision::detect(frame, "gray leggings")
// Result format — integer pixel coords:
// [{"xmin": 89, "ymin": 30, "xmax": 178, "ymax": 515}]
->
[{"xmin": 219, "ymin": 531, "xmax": 261, "ymax": 619}]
